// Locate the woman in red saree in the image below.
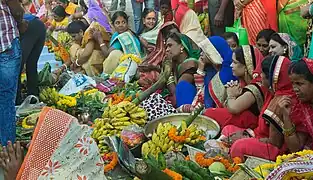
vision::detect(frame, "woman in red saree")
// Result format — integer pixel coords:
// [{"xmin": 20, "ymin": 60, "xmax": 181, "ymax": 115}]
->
[
  {"xmin": 224, "ymin": 56, "xmax": 305, "ymax": 161},
  {"xmin": 234, "ymin": 0, "xmax": 278, "ymax": 45},
  {"xmin": 265, "ymin": 58, "xmax": 313, "ymax": 154},
  {"xmin": 204, "ymin": 45, "xmax": 264, "ymax": 129},
  {"xmin": 138, "ymin": 21, "xmax": 179, "ymax": 89}
]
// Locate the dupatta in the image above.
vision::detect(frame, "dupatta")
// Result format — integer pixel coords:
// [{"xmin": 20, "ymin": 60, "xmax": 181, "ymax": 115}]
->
[
  {"xmin": 278, "ymin": 33, "xmax": 303, "ymax": 62},
  {"xmin": 17, "ymin": 107, "xmax": 106, "ymax": 180},
  {"xmin": 208, "ymin": 37, "xmax": 238, "ymax": 108},
  {"xmin": 140, "ymin": 12, "xmax": 164, "ymax": 45}
]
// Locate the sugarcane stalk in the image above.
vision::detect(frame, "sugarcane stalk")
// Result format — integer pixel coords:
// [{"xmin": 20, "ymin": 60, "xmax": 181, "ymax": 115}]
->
[
  {"xmin": 178, "ymin": 104, "xmax": 204, "ymax": 131},
  {"xmin": 135, "ymin": 160, "xmax": 172, "ymax": 180},
  {"xmin": 132, "ymin": 59, "xmax": 172, "ymax": 105}
]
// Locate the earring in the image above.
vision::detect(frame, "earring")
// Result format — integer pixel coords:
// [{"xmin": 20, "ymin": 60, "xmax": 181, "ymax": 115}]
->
[
  {"xmin": 283, "ymin": 48, "xmax": 287, "ymax": 54},
  {"xmin": 180, "ymin": 48, "xmax": 184, "ymax": 53}
]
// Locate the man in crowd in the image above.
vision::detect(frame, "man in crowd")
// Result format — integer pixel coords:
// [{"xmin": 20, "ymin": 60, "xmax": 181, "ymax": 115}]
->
[{"xmin": 0, "ymin": 0, "xmax": 26, "ymax": 145}]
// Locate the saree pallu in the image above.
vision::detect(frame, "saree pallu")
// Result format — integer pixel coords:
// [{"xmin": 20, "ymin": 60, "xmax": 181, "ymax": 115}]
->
[
  {"xmin": 278, "ymin": 0, "xmax": 308, "ymax": 46},
  {"xmin": 204, "ymin": 83, "xmax": 265, "ymax": 129},
  {"xmin": 242, "ymin": 0, "xmax": 273, "ymax": 45},
  {"xmin": 17, "ymin": 107, "xmax": 105, "ymax": 180},
  {"xmin": 110, "ymin": 31, "xmax": 143, "ymax": 58}
]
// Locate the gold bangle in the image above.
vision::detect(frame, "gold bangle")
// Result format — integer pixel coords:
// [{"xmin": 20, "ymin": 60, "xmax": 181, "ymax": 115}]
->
[
  {"xmin": 283, "ymin": 124, "xmax": 296, "ymax": 137},
  {"xmin": 100, "ymin": 43, "xmax": 106, "ymax": 48},
  {"xmin": 75, "ymin": 59, "xmax": 81, "ymax": 67}
]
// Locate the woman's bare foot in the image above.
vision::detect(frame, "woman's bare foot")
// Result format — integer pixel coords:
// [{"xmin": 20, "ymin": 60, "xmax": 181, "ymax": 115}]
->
[{"xmin": 0, "ymin": 141, "xmax": 24, "ymax": 180}]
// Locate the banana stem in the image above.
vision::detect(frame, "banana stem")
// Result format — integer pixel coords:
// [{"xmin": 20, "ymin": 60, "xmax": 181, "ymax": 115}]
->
[
  {"xmin": 178, "ymin": 105, "xmax": 204, "ymax": 131},
  {"xmin": 132, "ymin": 59, "xmax": 172, "ymax": 106}
]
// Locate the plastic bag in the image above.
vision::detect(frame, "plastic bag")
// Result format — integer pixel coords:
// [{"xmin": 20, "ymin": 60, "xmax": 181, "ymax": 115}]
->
[
  {"xmin": 58, "ymin": 73, "xmax": 96, "ymax": 95},
  {"xmin": 110, "ymin": 56, "xmax": 139, "ymax": 83},
  {"xmin": 225, "ymin": 19, "xmax": 249, "ymax": 45},
  {"xmin": 16, "ymin": 95, "xmax": 46, "ymax": 117},
  {"xmin": 120, "ymin": 125, "xmax": 144, "ymax": 147},
  {"xmin": 38, "ymin": 62, "xmax": 55, "ymax": 86}
]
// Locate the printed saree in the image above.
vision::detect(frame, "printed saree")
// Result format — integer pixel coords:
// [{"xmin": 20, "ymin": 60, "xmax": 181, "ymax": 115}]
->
[
  {"xmin": 278, "ymin": 0, "xmax": 309, "ymax": 47},
  {"xmin": 17, "ymin": 107, "xmax": 106, "ymax": 180},
  {"xmin": 110, "ymin": 31, "xmax": 143, "ymax": 58}
]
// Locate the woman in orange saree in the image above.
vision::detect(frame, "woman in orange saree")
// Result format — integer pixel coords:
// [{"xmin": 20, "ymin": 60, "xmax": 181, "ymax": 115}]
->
[
  {"xmin": 204, "ymin": 45, "xmax": 264, "ymax": 129},
  {"xmin": 235, "ymin": 0, "xmax": 278, "ymax": 45}
]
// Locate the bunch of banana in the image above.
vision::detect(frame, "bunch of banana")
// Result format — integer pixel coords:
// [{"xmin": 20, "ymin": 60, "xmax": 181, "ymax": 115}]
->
[
  {"xmin": 39, "ymin": 87, "xmax": 60, "ymax": 106},
  {"xmin": 142, "ymin": 123, "xmax": 182, "ymax": 158},
  {"xmin": 102, "ymin": 101, "xmax": 147, "ymax": 127},
  {"xmin": 142, "ymin": 122, "xmax": 206, "ymax": 157},
  {"xmin": 198, "ymin": 12, "xmax": 210, "ymax": 36}
]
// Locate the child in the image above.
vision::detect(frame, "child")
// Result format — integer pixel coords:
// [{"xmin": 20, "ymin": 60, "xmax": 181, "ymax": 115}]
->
[
  {"xmin": 222, "ymin": 32, "xmax": 239, "ymax": 51},
  {"xmin": 48, "ymin": 5, "xmax": 69, "ymax": 39}
]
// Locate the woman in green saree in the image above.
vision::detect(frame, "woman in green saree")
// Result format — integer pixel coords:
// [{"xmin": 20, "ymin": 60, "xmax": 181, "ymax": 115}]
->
[
  {"xmin": 278, "ymin": 0, "xmax": 309, "ymax": 47},
  {"xmin": 165, "ymin": 32, "xmax": 201, "ymax": 107}
]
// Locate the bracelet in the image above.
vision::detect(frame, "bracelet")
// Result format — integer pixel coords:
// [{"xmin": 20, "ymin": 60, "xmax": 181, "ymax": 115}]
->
[
  {"xmin": 62, "ymin": 64, "xmax": 67, "ymax": 71},
  {"xmin": 283, "ymin": 123, "xmax": 296, "ymax": 137},
  {"xmin": 197, "ymin": 69, "xmax": 206, "ymax": 76},
  {"xmin": 75, "ymin": 59, "xmax": 81, "ymax": 67},
  {"xmin": 100, "ymin": 43, "xmax": 106, "ymax": 48}
]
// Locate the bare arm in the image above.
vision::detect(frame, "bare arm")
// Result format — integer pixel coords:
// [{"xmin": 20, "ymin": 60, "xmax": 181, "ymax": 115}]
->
[
  {"xmin": 268, "ymin": 124, "xmax": 284, "ymax": 148},
  {"xmin": 77, "ymin": 40, "xmax": 95, "ymax": 65},
  {"xmin": 226, "ymin": 91, "xmax": 256, "ymax": 114},
  {"xmin": 218, "ymin": 0, "xmax": 230, "ymax": 15},
  {"xmin": 178, "ymin": 73, "xmax": 194, "ymax": 84},
  {"xmin": 282, "ymin": 113, "xmax": 308, "ymax": 152}
]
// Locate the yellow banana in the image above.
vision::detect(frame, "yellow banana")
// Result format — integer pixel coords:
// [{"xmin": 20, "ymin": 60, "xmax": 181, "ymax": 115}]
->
[
  {"xmin": 131, "ymin": 119, "xmax": 146, "ymax": 125},
  {"xmin": 119, "ymin": 117, "xmax": 130, "ymax": 121},
  {"xmin": 116, "ymin": 112, "xmax": 127, "ymax": 118}
]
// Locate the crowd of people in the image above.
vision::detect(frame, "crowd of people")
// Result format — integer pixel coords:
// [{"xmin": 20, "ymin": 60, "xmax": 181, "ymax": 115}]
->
[{"xmin": 2, "ymin": 0, "xmax": 313, "ymax": 179}]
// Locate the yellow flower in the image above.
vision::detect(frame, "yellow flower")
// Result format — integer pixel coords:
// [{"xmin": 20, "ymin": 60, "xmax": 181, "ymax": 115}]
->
[{"xmin": 119, "ymin": 54, "xmax": 142, "ymax": 64}]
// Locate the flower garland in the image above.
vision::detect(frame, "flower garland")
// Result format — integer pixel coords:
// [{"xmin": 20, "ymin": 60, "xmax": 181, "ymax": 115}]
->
[
  {"xmin": 163, "ymin": 168, "xmax": 183, "ymax": 180},
  {"xmin": 168, "ymin": 127, "xmax": 190, "ymax": 143},
  {"xmin": 22, "ymin": 117, "xmax": 35, "ymax": 129},
  {"xmin": 119, "ymin": 54, "xmax": 142, "ymax": 64},
  {"xmin": 194, "ymin": 153, "xmax": 241, "ymax": 172},
  {"xmin": 103, "ymin": 152, "xmax": 118, "ymax": 173},
  {"xmin": 111, "ymin": 92, "xmax": 132, "ymax": 105},
  {"xmin": 253, "ymin": 150, "xmax": 313, "ymax": 177},
  {"xmin": 57, "ymin": 94, "xmax": 77, "ymax": 107}
]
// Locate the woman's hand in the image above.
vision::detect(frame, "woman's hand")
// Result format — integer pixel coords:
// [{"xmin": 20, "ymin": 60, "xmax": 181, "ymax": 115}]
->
[
  {"xmin": 91, "ymin": 28, "xmax": 104, "ymax": 44},
  {"xmin": 277, "ymin": 95, "xmax": 292, "ymax": 118},
  {"xmin": 225, "ymin": 80, "xmax": 242, "ymax": 98},
  {"xmin": 214, "ymin": 11, "xmax": 224, "ymax": 27}
]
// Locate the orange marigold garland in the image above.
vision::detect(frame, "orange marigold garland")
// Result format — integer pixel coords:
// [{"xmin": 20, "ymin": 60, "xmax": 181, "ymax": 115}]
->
[
  {"xmin": 111, "ymin": 92, "xmax": 133, "ymax": 105},
  {"xmin": 194, "ymin": 152, "xmax": 241, "ymax": 173},
  {"xmin": 103, "ymin": 152, "xmax": 118, "ymax": 173},
  {"xmin": 168, "ymin": 127, "xmax": 190, "ymax": 143},
  {"xmin": 163, "ymin": 168, "xmax": 183, "ymax": 180}
]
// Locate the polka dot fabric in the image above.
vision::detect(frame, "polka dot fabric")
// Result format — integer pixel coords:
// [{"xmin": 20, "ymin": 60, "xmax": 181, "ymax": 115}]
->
[
  {"xmin": 140, "ymin": 93, "xmax": 177, "ymax": 121},
  {"xmin": 17, "ymin": 107, "xmax": 75, "ymax": 180}
]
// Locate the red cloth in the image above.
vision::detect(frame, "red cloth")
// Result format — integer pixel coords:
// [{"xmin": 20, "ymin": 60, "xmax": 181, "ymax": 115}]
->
[
  {"xmin": 242, "ymin": 0, "xmax": 278, "ymax": 45},
  {"xmin": 171, "ymin": 0, "xmax": 189, "ymax": 27},
  {"xmin": 138, "ymin": 22, "xmax": 179, "ymax": 88},
  {"xmin": 204, "ymin": 108, "xmax": 259, "ymax": 129}
]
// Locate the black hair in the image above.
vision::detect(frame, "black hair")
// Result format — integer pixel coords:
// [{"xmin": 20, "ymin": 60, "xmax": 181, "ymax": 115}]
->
[
  {"xmin": 261, "ymin": 56, "xmax": 275, "ymax": 79},
  {"xmin": 161, "ymin": 24, "xmax": 179, "ymax": 40},
  {"xmin": 52, "ymin": 5, "xmax": 67, "ymax": 18},
  {"xmin": 256, "ymin": 29, "xmax": 276, "ymax": 42},
  {"xmin": 233, "ymin": 46, "xmax": 245, "ymax": 65},
  {"xmin": 160, "ymin": 0, "xmax": 171, "ymax": 7},
  {"xmin": 289, "ymin": 59, "xmax": 313, "ymax": 83},
  {"xmin": 67, "ymin": 20, "xmax": 88, "ymax": 34},
  {"xmin": 142, "ymin": 8, "xmax": 156, "ymax": 19},
  {"xmin": 111, "ymin": 11, "xmax": 129, "ymax": 24},
  {"xmin": 270, "ymin": 33, "xmax": 289, "ymax": 56},
  {"xmin": 79, "ymin": 0, "xmax": 88, "ymax": 14},
  {"xmin": 222, "ymin": 32, "xmax": 239, "ymax": 45},
  {"xmin": 168, "ymin": 32, "xmax": 182, "ymax": 44}
]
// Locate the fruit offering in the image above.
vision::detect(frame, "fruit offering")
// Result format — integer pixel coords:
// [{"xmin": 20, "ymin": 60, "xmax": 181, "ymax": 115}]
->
[
  {"xmin": 121, "ymin": 125, "xmax": 145, "ymax": 147},
  {"xmin": 142, "ymin": 121, "xmax": 206, "ymax": 157}
]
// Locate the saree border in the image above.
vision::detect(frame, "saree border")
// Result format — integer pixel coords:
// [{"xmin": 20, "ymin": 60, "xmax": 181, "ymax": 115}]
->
[
  {"xmin": 111, "ymin": 31, "xmax": 141, "ymax": 57},
  {"xmin": 263, "ymin": 109, "xmax": 284, "ymax": 133},
  {"xmin": 198, "ymin": 38, "xmax": 223, "ymax": 65},
  {"xmin": 208, "ymin": 73, "xmax": 226, "ymax": 108},
  {"xmin": 244, "ymin": 83, "xmax": 264, "ymax": 112},
  {"xmin": 242, "ymin": 45, "xmax": 254, "ymax": 77},
  {"xmin": 272, "ymin": 56, "xmax": 285, "ymax": 91}
]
